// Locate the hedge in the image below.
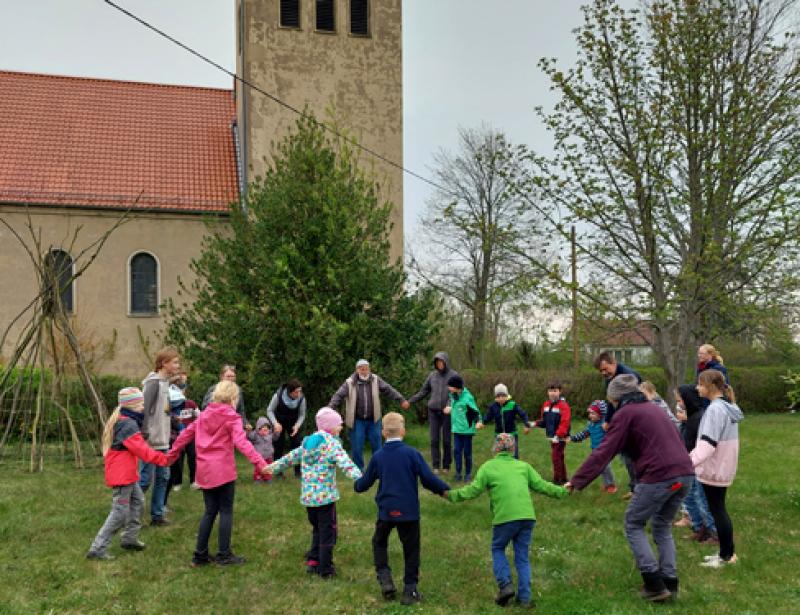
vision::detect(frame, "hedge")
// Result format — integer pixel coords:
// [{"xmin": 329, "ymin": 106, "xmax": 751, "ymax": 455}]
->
[{"xmin": 457, "ymin": 365, "xmax": 797, "ymax": 416}]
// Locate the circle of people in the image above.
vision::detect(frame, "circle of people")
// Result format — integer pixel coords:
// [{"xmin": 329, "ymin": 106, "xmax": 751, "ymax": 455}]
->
[{"xmin": 86, "ymin": 344, "xmax": 740, "ymax": 608}]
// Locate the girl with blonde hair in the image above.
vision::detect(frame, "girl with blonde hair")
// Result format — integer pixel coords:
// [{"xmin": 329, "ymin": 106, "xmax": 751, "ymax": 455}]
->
[
  {"xmin": 167, "ymin": 379, "xmax": 271, "ymax": 567},
  {"xmin": 87, "ymin": 387, "xmax": 170, "ymax": 560}
]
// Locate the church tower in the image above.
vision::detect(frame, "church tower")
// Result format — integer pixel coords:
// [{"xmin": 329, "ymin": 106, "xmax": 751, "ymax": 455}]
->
[{"xmin": 235, "ymin": 0, "xmax": 403, "ymax": 260}]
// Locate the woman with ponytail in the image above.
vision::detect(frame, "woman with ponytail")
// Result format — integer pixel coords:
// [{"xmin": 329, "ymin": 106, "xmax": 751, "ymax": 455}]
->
[
  {"xmin": 697, "ymin": 344, "xmax": 729, "ymax": 384},
  {"xmin": 86, "ymin": 387, "xmax": 171, "ymax": 560},
  {"xmin": 691, "ymin": 370, "xmax": 743, "ymax": 568}
]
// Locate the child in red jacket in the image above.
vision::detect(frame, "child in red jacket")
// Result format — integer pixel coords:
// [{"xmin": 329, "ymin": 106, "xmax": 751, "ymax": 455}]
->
[
  {"xmin": 86, "ymin": 387, "xmax": 171, "ymax": 560},
  {"xmin": 533, "ymin": 382, "xmax": 571, "ymax": 485}
]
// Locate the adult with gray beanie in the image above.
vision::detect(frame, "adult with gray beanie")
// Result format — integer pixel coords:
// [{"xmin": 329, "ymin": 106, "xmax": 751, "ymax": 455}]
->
[
  {"xmin": 328, "ymin": 359, "xmax": 410, "ymax": 470},
  {"xmin": 565, "ymin": 374, "xmax": 695, "ymax": 603},
  {"xmin": 408, "ymin": 351, "xmax": 458, "ymax": 473}
]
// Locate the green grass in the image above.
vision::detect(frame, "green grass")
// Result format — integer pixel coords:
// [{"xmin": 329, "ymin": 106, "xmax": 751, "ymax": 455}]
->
[{"xmin": 0, "ymin": 415, "xmax": 798, "ymax": 614}]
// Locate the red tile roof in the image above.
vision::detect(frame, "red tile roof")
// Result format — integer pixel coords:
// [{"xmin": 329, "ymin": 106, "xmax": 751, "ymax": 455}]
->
[{"xmin": 0, "ymin": 70, "xmax": 238, "ymax": 213}]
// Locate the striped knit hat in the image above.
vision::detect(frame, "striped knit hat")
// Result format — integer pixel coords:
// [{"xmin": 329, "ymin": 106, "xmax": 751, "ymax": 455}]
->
[
  {"xmin": 118, "ymin": 387, "xmax": 144, "ymax": 408},
  {"xmin": 493, "ymin": 433, "xmax": 516, "ymax": 454}
]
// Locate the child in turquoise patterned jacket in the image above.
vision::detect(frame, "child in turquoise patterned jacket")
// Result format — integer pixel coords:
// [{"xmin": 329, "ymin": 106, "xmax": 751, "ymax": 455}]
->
[{"xmin": 269, "ymin": 406, "xmax": 361, "ymax": 578}]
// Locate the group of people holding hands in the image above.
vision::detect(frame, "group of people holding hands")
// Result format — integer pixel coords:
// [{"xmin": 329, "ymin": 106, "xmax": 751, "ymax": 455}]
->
[{"xmin": 86, "ymin": 344, "xmax": 741, "ymax": 608}]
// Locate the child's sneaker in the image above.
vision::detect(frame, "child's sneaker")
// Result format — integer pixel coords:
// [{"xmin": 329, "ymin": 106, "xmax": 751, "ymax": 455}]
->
[
  {"xmin": 495, "ymin": 582, "xmax": 515, "ymax": 606},
  {"xmin": 700, "ymin": 554, "xmax": 737, "ymax": 568},
  {"xmin": 306, "ymin": 559, "xmax": 320, "ymax": 574},
  {"xmin": 377, "ymin": 570, "xmax": 397, "ymax": 600},
  {"xmin": 190, "ymin": 553, "xmax": 215, "ymax": 567},
  {"xmin": 639, "ymin": 572, "xmax": 671, "ymax": 602},
  {"xmin": 605, "ymin": 485, "xmax": 618, "ymax": 494},
  {"xmin": 85, "ymin": 550, "xmax": 114, "ymax": 561},
  {"xmin": 172, "ymin": 485, "xmax": 182, "ymax": 492},
  {"xmin": 120, "ymin": 540, "xmax": 146, "ymax": 551},
  {"xmin": 215, "ymin": 552, "xmax": 246, "ymax": 566},
  {"xmin": 400, "ymin": 585, "xmax": 422, "ymax": 605}
]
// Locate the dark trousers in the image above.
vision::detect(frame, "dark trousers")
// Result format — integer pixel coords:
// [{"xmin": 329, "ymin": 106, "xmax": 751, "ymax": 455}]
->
[
  {"xmin": 195, "ymin": 480, "xmax": 235, "ymax": 559},
  {"xmin": 702, "ymin": 483, "xmax": 735, "ymax": 560},
  {"xmin": 550, "ymin": 441, "xmax": 568, "ymax": 484},
  {"xmin": 306, "ymin": 503, "xmax": 337, "ymax": 575},
  {"xmin": 428, "ymin": 410, "xmax": 452, "ymax": 470},
  {"xmin": 453, "ymin": 433, "xmax": 473, "ymax": 476},
  {"xmin": 373, "ymin": 519, "xmax": 421, "ymax": 587},
  {"xmin": 274, "ymin": 421, "xmax": 303, "ymax": 476}
]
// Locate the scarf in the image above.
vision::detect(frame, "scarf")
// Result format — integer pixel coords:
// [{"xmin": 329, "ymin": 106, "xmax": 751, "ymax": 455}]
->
[
  {"xmin": 120, "ymin": 407, "xmax": 144, "ymax": 428},
  {"xmin": 281, "ymin": 388, "xmax": 302, "ymax": 410}
]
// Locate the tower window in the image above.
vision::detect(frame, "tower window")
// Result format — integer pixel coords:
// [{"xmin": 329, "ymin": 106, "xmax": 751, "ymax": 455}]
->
[
  {"xmin": 280, "ymin": 0, "xmax": 300, "ymax": 28},
  {"xmin": 316, "ymin": 0, "xmax": 335, "ymax": 32},
  {"xmin": 350, "ymin": 0, "xmax": 369, "ymax": 36}
]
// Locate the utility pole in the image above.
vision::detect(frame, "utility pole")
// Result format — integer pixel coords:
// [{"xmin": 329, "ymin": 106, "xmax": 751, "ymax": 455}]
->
[{"xmin": 571, "ymin": 225, "xmax": 579, "ymax": 368}]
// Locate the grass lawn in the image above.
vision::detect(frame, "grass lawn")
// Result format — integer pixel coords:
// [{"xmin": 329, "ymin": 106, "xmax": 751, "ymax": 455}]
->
[{"xmin": 0, "ymin": 414, "xmax": 798, "ymax": 614}]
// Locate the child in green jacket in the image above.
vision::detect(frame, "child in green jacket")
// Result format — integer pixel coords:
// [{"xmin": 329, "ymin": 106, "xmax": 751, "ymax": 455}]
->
[
  {"xmin": 443, "ymin": 375, "xmax": 479, "ymax": 482},
  {"xmin": 446, "ymin": 434, "xmax": 567, "ymax": 608}
]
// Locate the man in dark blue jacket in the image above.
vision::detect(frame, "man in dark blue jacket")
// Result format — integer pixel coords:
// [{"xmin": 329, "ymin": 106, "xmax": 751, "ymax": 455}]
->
[{"xmin": 354, "ymin": 412, "xmax": 450, "ymax": 605}]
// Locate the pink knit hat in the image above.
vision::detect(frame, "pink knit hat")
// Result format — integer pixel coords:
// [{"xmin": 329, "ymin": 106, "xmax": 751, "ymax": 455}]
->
[{"xmin": 316, "ymin": 407, "xmax": 343, "ymax": 433}]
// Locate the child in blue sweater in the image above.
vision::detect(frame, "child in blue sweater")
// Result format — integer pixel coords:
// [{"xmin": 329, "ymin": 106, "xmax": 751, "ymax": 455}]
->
[
  {"xmin": 569, "ymin": 400, "xmax": 616, "ymax": 493},
  {"xmin": 354, "ymin": 412, "xmax": 450, "ymax": 606}
]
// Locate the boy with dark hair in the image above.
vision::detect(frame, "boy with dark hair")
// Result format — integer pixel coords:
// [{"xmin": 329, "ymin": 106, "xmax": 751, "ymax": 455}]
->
[
  {"xmin": 354, "ymin": 412, "xmax": 450, "ymax": 605},
  {"xmin": 533, "ymin": 382, "xmax": 571, "ymax": 485}
]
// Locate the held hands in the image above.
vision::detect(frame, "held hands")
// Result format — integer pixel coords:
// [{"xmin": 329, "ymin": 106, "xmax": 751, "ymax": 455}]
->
[
  {"xmin": 274, "ymin": 423, "xmax": 283, "ymax": 434},
  {"xmin": 551, "ymin": 436, "xmax": 560, "ymax": 444},
  {"xmin": 261, "ymin": 464, "xmax": 274, "ymax": 478},
  {"xmin": 443, "ymin": 406, "xmax": 451, "ymax": 415},
  {"xmin": 401, "ymin": 400, "xmax": 410, "ymax": 410},
  {"xmin": 290, "ymin": 426, "xmax": 299, "ymax": 437},
  {"xmin": 602, "ymin": 422, "xmax": 609, "ymax": 432},
  {"xmin": 564, "ymin": 482, "xmax": 574, "ymax": 494},
  {"xmin": 476, "ymin": 422, "xmax": 484, "ymax": 430},
  {"xmin": 523, "ymin": 426, "xmax": 531, "ymax": 435}
]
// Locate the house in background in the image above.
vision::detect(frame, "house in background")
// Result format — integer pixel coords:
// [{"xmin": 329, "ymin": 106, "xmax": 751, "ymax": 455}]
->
[
  {"xmin": 0, "ymin": 0, "xmax": 404, "ymax": 376},
  {"xmin": 582, "ymin": 320, "xmax": 656, "ymax": 366}
]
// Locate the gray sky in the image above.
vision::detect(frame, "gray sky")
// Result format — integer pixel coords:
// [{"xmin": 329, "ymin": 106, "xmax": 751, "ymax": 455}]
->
[{"xmin": 0, "ymin": 0, "xmax": 634, "ymax": 237}]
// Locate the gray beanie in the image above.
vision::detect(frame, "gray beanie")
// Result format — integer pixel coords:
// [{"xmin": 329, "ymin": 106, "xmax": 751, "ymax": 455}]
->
[
  {"xmin": 494, "ymin": 383, "xmax": 509, "ymax": 397},
  {"xmin": 607, "ymin": 374, "xmax": 640, "ymax": 402}
]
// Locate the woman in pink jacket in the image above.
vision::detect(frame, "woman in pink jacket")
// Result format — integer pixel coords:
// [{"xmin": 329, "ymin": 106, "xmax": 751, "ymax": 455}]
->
[
  {"xmin": 691, "ymin": 369, "xmax": 743, "ymax": 569},
  {"xmin": 168, "ymin": 380, "xmax": 271, "ymax": 567}
]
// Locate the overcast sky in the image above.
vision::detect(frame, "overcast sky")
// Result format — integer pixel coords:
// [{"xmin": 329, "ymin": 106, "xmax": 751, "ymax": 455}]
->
[{"xmin": 0, "ymin": 0, "xmax": 635, "ymax": 238}]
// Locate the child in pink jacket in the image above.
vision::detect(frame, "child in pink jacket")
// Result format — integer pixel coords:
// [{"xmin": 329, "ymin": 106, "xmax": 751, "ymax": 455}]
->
[{"xmin": 167, "ymin": 380, "xmax": 270, "ymax": 567}]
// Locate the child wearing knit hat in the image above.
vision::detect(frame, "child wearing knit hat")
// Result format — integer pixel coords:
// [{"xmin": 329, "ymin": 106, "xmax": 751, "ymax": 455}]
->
[
  {"xmin": 446, "ymin": 433, "xmax": 567, "ymax": 608},
  {"xmin": 477, "ymin": 384, "xmax": 532, "ymax": 459},
  {"xmin": 268, "ymin": 407, "xmax": 362, "ymax": 578},
  {"xmin": 86, "ymin": 387, "xmax": 171, "ymax": 560}
]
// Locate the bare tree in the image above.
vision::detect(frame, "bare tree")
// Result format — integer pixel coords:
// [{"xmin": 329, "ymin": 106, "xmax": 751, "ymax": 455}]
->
[{"xmin": 409, "ymin": 126, "xmax": 543, "ymax": 368}]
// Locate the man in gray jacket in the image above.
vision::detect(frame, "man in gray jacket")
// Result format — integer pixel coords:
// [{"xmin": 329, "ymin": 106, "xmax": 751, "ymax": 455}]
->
[
  {"xmin": 328, "ymin": 359, "xmax": 409, "ymax": 470},
  {"xmin": 408, "ymin": 351, "xmax": 458, "ymax": 473}
]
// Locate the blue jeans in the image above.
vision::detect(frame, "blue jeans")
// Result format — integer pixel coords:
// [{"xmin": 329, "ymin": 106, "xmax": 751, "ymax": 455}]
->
[
  {"xmin": 139, "ymin": 456, "xmax": 170, "ymax": 520},
  {"xmin": 491, "ymin": 519, "xmax": 535, "ymax": 604},
  {"xmin": 453, "ymin": 433, "xmax": 473, "ymax": 477},
  {"xmin": 351, "ymin": 418, "xmax": 382, "ymax": 470},
  {"xmin": 684, "ymin": 476, "xmax": 717, "ymax": 533}
]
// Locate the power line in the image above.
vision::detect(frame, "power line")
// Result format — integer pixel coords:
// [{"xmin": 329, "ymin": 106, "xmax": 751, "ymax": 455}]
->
[{"xmin": 102, "ymin": 0, "xmax": 447, "ymax": 194}]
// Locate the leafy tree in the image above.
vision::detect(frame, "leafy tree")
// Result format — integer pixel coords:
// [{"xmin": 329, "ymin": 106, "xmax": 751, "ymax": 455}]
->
[
  {"xmin": 520, "ymin": 0, "xmax": 800, "ymax": 396},
  {"xmin": 164, "ymin": 115, "xmax": 438, "ymax": 414}
]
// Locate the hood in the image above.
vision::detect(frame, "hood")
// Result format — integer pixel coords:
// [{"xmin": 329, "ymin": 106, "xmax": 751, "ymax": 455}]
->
[
  {"xmin": 433, "ymin": 351, "xmax": 450, "ymax": 373},
  {"xmin": 302, "ymin": 431, "xmax": 336, "ymax": 461},
  {"xmin": 201, "ymin": 402, "xmax": 241, "ymax": 435},
  {"xmin": 678, "ymin": 385, "xmax": 703, "ymax": 416},
  {"xmin": 142, "ymin": 371, "xmax": 165, "ymax": 386},
  {"xmin": 712, "ymin": 398, "xmax": 744, "ymax": 423},
  {"xmin": 255, "ymin": 416, "xmax": 271, "ymax": 430}
]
